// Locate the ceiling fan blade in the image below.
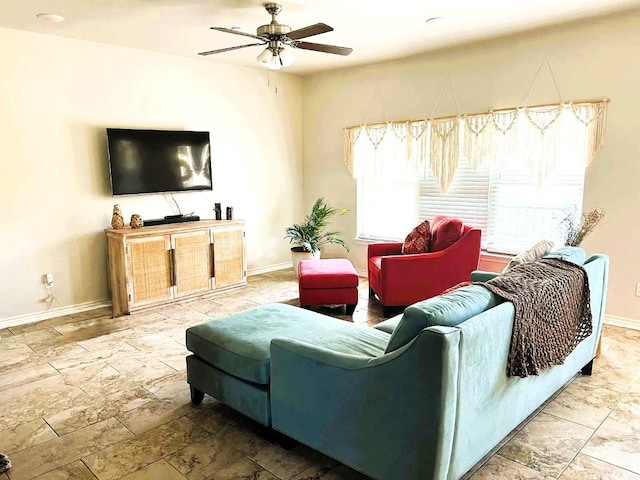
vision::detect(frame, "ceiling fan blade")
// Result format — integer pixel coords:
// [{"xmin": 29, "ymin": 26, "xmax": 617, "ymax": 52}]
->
[
  {"xmin": 293, "ymin": 41, "xmax": 353, "ymax": 56},
  {"xmin": 198, "ymin": 42, "xmax": 265, "ymax": 56},
  {"xmin": 210, "ymin": 27, "xmax": 265, "ymax": 41},
  {"xmin": 287, "ymin": 23, "xmax": 333, "ymax": 40}
]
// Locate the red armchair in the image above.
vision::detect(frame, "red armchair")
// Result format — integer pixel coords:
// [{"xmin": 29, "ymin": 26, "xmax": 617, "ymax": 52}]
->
[{"xmin": 368, "ymin": 221, "xmax": 481, "ymax": 316}]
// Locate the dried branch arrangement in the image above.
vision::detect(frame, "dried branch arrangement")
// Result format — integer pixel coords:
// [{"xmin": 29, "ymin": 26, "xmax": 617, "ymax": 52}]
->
[{"xmin": 561, "ymin": 208, "xmax": 605, "ymax": 246}]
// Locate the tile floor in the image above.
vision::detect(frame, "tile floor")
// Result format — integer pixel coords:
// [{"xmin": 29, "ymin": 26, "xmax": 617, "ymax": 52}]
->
[{"xmin": 0, "ymin": 269, "xmax": 639, "ymax": 480}]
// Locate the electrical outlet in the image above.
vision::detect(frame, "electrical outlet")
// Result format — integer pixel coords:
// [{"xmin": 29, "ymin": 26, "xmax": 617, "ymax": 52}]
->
[
  {"xmin": 44, "ymin": 273, "xmax": 53, "ymax": 285},
  {"xmin": 636, "ymin": 283, "xmax": 640, "ymax": 297}
]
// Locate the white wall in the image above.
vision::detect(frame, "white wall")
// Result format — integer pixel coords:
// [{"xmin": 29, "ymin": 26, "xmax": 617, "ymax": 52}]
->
[
  {"xmin": 302, "ymin": 9, "xmax": 640, "ymax": 322},
  {"xmin": 0, "ymin": 27, "xmax": 303, "ymax": 322}
]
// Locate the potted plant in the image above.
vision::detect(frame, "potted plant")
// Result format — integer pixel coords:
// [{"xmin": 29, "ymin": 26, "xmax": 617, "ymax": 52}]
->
[{"xmin": 285, "ymin": 197, "xmax": 350, "ymax": 276}]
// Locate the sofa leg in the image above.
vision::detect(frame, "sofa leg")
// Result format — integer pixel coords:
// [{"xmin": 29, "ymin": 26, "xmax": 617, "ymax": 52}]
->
[
  {"xmin": 369, "ymin": 287, "xmax": 375, "ymax": 297},
  {"xmin": 261, "ymin": 427, "xmax": 297, "ymax": 450},
  {"xmin": 581, "ymin": 359, "xmax": 594, "ymax": 376},
  {"xmin": 278, "ymin": 434, "xmax": 297, "ymax": 450},
  {"xmin": 190, "ymin": 385, "xmax": 205, "ymax": 405},
  {"xmin": 345, "ymin": 304, "xmax": 356, "ymax": 315}
]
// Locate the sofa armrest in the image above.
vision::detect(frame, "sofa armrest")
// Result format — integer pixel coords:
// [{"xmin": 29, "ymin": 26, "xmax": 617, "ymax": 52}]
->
[
  {"xmin": 270, "ymin": 327, "xmax": 460, "ymax": 480},
  {"xmin": 368, "ymin": 242, "xmax": 403, "ymax": 258},
  {"xmin": 470, "ymin": 270, "xmax": 500, "ymax": 282}
]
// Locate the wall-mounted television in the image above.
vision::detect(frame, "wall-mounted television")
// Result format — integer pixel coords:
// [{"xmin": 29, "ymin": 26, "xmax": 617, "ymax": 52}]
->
[{"xmin": 106, "ymin": 128, "xmax": 212, "ymax": 196}]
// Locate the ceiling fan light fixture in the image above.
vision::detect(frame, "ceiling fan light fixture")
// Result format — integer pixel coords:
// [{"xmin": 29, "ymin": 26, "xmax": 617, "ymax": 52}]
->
[
  {"xmin": 278, "ymin": 46, "xmax": 295, "ymax": 68},
  {"xmin": 256, "ymin": 47, "xmax": 282, "ymax": 71},
  {"xmin": 256, "ymin": 45, "xmax": 294, "ymax": 70},
  {"xmin": 267, "ymin": 54, "xmax": 283, "ymax": 71},
  {"xmin": 256, "ymin": 47, "xmax": 273, "ymax": 66}
]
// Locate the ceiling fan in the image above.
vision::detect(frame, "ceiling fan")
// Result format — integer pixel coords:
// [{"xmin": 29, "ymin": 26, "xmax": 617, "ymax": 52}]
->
[{"xmin": 198, "ymin": 2, "xmax": 353, "ymax": 70}]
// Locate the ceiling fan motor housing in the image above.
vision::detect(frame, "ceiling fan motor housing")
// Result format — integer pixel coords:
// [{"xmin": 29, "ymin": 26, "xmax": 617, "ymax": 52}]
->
[{"xmin": 256, "ymin": 22, "xmax": 291, "ymax": 39}]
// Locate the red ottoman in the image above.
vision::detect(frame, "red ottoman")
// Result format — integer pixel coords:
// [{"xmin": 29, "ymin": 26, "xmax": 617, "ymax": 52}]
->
[{"xmin": 298, "ymin": 258, "xmax": 359, "ymax": 315}]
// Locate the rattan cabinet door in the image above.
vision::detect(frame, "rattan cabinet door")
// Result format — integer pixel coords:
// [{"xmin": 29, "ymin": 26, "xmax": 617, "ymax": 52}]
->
[
  {"xmin": 173, "ymin": 229, "xmax": 212, "ymax": 297},
  {"xmin": 211, "ymin": 227, "xmax": 245, "ymax": 288},
  {"xmin": 127, "ymin": 235, "xmax": 173, "ymax": 306}
]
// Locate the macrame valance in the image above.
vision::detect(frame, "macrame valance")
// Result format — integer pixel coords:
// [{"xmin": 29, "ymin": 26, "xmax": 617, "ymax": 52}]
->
[{"xmin": 344, "ymin": 99, "xmax": 608, "ymax": 191}]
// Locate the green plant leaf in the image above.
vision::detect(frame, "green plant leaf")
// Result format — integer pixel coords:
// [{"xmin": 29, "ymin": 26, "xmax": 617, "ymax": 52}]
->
[{"xmin": 283, "ymin": 197, "xmax": 349, "ymax": 253}]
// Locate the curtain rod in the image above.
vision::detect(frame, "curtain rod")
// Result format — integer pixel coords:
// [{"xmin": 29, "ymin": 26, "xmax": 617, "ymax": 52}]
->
[{"xmin": 345, "ymin": 97, "xmax": 610, "ymax": 130}]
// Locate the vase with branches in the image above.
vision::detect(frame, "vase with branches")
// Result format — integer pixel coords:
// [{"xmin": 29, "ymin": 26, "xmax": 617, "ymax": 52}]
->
[{"xmin": 561, "ymin": 208, "xmax": 605, "ymax": 246}]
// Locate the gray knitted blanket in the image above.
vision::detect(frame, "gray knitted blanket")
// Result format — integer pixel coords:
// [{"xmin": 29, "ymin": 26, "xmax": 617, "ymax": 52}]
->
[{"xmin": 481, "ymin": 258, "xmax": 592, "ymax": 378}]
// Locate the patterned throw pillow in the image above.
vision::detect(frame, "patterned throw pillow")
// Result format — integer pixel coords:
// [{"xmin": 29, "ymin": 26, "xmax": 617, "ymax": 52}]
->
[{"xmin": 402, "ymin": 220, "xmax": 431, "ymax": 254}]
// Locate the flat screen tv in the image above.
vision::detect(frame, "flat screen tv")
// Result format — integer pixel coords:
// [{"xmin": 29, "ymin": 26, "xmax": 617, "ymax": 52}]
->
[{"xmin": 107, "ymin": 128, "xmax": 212, "ymax": 196}]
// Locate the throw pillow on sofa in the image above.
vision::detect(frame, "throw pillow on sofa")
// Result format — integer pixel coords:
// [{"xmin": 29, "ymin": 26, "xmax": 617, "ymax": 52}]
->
[
  {"xmin": 402, "ymin": 220, "xmax": 431, "ymax": 254},
  {"xmin": 502, "ymin": 239, "xmax": 555, "ymax": 273},
  {"xmin": 385, "ymin": 285, "xmax": 498, "ymax": 353},
  {"xmin": 430, "ymin": 216, "xmax": 464, "ymax": 252}
]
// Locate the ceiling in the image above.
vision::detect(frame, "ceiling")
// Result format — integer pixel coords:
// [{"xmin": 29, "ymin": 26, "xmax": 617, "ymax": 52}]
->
[{"xmin": 2, "ymin": 0, "xmax": 639, "ymax": 75}]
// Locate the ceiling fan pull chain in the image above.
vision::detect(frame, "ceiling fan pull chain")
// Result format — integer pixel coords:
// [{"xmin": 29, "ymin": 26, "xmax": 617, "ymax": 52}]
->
[{"xmin": 266, "ymin": 69, "xmax": 278, "ymax": 94}]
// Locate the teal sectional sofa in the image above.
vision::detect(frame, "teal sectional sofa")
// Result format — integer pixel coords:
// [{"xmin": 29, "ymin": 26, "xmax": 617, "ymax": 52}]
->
[{"xmin": 185, "ymin": 248, "xmax": 609, "ymax": 480}]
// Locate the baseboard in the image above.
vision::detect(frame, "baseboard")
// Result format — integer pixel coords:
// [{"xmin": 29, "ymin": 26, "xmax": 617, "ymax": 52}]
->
[
  {"xmin": 1, "ymin": 263, "xmax": 293, "ymax": 330},
  {"xmin": 247, "ymin": 262, "xmax": 293, "ymax": 276},
  {"xmin": 604, "ymin": 314, "xmax": 640, "ymax": 330},
  {"xmin": 0, "ymin": 300, "xmax": 112, "ymax": 330},
  {"xmin": 6, "ymin": 270, "xmax": 633, "ymax": 332}
]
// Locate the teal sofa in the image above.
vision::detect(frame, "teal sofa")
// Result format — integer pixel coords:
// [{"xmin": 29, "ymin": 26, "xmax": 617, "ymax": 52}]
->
[{"xmin": 185, "ymin": 248, "xmax": 609, "ymax": 480}]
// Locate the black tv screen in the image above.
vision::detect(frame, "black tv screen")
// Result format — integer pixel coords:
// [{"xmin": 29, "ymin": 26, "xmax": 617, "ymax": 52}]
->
[{"xmin": 107, "ymin": 128, "xmax": 212, "ymax": 196}]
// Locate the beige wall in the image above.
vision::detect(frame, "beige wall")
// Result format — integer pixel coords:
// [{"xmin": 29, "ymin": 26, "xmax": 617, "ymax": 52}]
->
[
  {"xmin": 0, "ymin": 27, "xmax": 303, "ymax": 322},
  {"xmin": 302, "ymin": 9, "xmax": 640, "ymax": 322},
  {"xmin": 2, "ymin": 9, "xmax": 639, "ymax": 324}
]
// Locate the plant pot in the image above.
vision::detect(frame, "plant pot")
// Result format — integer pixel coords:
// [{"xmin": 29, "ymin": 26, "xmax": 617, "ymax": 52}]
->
[{"xmin": 291, "ymin": 247, "xmax": 320, "ymax": 277}]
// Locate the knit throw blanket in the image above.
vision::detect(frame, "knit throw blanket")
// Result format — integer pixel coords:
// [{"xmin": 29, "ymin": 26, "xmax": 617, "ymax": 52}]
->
[{"xmin": 481, "ymin": 258, "xmax": 592, "ymax": 378}]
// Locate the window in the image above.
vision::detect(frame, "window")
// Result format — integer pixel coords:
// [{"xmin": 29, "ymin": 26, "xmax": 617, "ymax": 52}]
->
[{"xmin": 347, "ymin": 101, "xmax": 607, "ymax": 254}]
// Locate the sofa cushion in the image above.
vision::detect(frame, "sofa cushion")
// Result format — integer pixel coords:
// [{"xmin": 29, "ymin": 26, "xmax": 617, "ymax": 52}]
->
[
  {"xmin": 442, "ymin": 281, "xmax": 473, "ymax": 294},
  {"xmin": 186, "ymin": 303, "xmax": 390, "ymax": 385},
  {"xmin": 402, "ymin": 220, "xmax": 431, "ymax": 254},
  {"xmin": 385, "ymin": 285, "xmax": 498, "ymax": 353},
  {"xmin": 502, "ymin": 240, "xmax": 554, "ymax": 273},
  {"xmin": 545, "ymin": 246, "xmax": 586, "ymax": 265},
  {"xmin": 373, "ymin": 313, "xmax": 404, "ymax": 334},
  {"xmin": 430, "ymin": 216, "xmax": 464, "ymax": 252}
]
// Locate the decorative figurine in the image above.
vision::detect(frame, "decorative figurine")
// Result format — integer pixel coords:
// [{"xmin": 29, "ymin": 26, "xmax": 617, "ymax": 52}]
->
[
  {"xmin": 214, "ymin": 203, "xmax": 222, "ymax": 220},
  {"xmin": 130, "ymin": 214, "xmax": 143, "ymax": 229},
  {"xmin": 226, "ymin": 206, "xmax": 233, "ymax": 220},
  {"xmin": 111, "ymin": 204, "xmax": 125, "ymax": 229}
]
